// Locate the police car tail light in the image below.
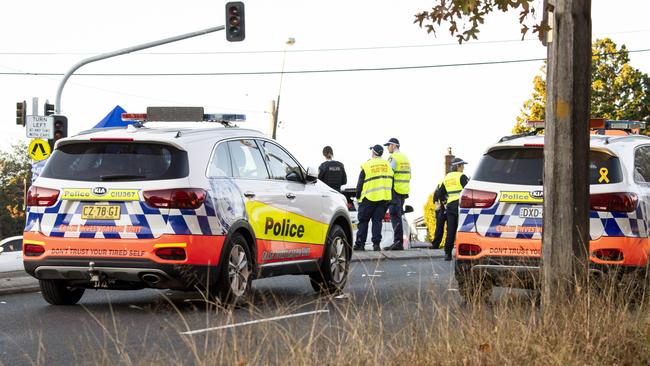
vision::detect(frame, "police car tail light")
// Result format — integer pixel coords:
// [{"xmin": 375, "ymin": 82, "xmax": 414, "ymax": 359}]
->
[
  {"xmin": 156, "ymin": 247, "xmax": 186, "ymax": 261},
  {"xmin": 589, "ymin": 192, "xmax": 638, "ymax": 212},
  {"xmin": 458, "ymin": 244, "xmax": 481, "ymax": 256},
  {"xmin": 460, "ymin": 189, "xmax": 497, "ymax": 209},
  {"xmin": 24, "ymin": 244, "xmax": 45, "ymax": 257},
  {"xmin": 26, "ymin": 186, "xmax": 60, "ymax": 207},
  {"xmin": 592, "ymin": 248, "xmax": 624, "ymax": 262},
  {"xmin": 143, "ymin": 188, "xmax": 206, "ymax": 209}
]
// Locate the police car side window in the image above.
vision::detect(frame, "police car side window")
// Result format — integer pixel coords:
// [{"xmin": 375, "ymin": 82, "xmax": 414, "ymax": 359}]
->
[
  {"xmin": 207, "ymin": 142, "xmax": 233, "ymax": 177},
  {"xmin": 634, "ymin": 146, "xmax": 650, "ymax": 183},
  {"xmin": 227, "ymin": 139, "xmax": 270, "ymax": 179},
  {"xmin": 259, "ymin": 140, "xmax": 302, "ymax": 181}
]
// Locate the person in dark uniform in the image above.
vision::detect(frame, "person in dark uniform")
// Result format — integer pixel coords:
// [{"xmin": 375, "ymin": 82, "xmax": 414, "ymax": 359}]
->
[
  {"xmin": 438, "ymin": 158, "xmax": 469, "ymax": 261},
  {"xmin": 318, "ymin": 146, "xmax": 347, "ymax": 192},
  {"xmin": 430, "ymin": 181, "xmax": 447, "ymax": 249}
]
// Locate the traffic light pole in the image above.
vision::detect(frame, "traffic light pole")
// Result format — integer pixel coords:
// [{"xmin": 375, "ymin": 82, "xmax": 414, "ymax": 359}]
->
[{"xmin": 54, "ymin": 25, "xmax": 225, "ymax": 114}]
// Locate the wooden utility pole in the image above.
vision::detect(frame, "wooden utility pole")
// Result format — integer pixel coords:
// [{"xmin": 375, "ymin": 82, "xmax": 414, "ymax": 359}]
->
[{"xmin": 542, "ymin": 0, "xmax": 592, "ymax": 303}]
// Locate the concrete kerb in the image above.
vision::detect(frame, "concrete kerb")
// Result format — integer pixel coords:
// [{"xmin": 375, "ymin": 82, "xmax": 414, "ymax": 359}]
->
[
  {"xmin": 0, "ymin": 271, "xmax": 39, "ymax": 296},
  {"xmin": 0, "ymin": 249, "xmax": 444, "ymax": 296}
]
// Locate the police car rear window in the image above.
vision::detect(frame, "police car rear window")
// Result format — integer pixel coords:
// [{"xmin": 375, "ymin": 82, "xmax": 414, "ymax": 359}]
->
[
  {"xmin": 473, "ymin": 148, "xmax": 622, "ymax": 185},
  {"xmin": 41, "ymin": 142, "xmax": 189, "ymax": 181}
]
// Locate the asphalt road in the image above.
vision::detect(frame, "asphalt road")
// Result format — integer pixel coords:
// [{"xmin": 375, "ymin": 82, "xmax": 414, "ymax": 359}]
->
[{"xmin": 0, "ymin": 258, "xmax": 458, "ymax": 365}]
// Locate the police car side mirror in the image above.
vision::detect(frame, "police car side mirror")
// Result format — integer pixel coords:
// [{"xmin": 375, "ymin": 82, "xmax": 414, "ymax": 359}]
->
[
  {"xmin": 404, "ymin": 205, "xmax": 414, "ymax": 214},
  {"xmin": 305, "ymin": 166, "xmax": 318, "ymax": 183}
]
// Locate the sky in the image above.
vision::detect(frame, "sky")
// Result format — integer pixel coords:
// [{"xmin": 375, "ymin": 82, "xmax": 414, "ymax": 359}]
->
[{"xmin": 2, "ymin": 0, "xmax": 650, "ymax": 220}]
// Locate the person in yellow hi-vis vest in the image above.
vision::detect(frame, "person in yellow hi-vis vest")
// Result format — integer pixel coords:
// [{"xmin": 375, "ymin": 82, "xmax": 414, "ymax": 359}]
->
[
  {"xmin": 383, "ymin": 137, "xmax": 411, "ymax": 251},
  {"xmin": 354, "ymin": 145, "xmax": 394, "ymax": 251},
  {"xmin": 439, "ymin": 157, "xmax": 469, "ymax": 261}
]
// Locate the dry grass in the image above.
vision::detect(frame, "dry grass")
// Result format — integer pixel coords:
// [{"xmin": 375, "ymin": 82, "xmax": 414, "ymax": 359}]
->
[{"xmin": 52, "ymin": 277, "xmax": 650, "ymax": 366}]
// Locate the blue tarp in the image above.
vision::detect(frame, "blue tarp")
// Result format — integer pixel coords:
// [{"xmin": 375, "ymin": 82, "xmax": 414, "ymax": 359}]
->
[{"xmin": 93, "ymin": 105, "xmax": 132, "ymax": 128}]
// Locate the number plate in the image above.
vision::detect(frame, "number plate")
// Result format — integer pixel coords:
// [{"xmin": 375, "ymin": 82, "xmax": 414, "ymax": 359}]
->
[
  {"xmin": 81, "ymin": 205, "xmax": 120, "ymax": 220},
  {"xmin": 518, "ymin": 206, "xmax": 543, "ymax": 219}
]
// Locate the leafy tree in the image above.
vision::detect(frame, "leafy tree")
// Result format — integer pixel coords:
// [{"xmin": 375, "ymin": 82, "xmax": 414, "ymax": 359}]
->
[
  {"xmin": 414, "ymin": 0, "xmax": 548, "ymax": 44},
  {"xmin": 514, "ymin": 38, "xmax": 650, "ymax": 133},
  {"xmin": 0, "ymin": 143, "xmax": 31, "ymax": 238}
]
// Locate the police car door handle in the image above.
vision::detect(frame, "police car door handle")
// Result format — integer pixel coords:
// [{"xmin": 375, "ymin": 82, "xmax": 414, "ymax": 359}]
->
[
  {"xmin": 286, "ymin": 193, "xmax": 296, "ymax": 200},
  {"xmin": 244, "ymin": 191, "xmax": 256, "ymax": 198}
]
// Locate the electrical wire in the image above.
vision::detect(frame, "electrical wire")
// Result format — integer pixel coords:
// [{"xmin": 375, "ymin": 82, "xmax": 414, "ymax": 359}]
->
[
  {"xmin": 0, "ymin": 28, "xmax": 649, "ymax": 56},
  {"xmin": 1, "ymin": 48, "xmax": 649, "ymax": 77}
]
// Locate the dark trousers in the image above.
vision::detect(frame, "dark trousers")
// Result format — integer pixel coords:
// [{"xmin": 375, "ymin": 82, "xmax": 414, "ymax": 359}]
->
[
  {"xmin": 444, "ymin": 200, "xmax": 459, "ymax": 256},
  {"xmin": 389, "ymin": 194, "xmax": 406, "ymax": 246},
  {"xmin": 431, "ymin": 206, "xmax": 447, "ymax": 249},
  {"xmin": 355, "ymin": 200, "xmax": 388, "ymax": 247}
]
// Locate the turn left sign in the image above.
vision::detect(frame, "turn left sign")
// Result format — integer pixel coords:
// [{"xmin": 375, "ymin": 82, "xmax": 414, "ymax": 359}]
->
[{"xmin": 28, "ymin": 138, "xmax": 51, "ymax": 161}]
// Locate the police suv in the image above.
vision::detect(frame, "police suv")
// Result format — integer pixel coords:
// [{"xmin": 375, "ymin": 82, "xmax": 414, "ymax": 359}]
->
[
  {"xmin": 23, "ymin": 108, "xmax": 353, "ymax": 305},
  {"xmin": 455, "ymin": 120, "xmax": 650, "ymax": 300}
]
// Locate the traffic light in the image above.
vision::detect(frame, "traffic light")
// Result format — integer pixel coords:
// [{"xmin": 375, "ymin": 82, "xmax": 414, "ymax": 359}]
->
[
  {"xmin": 44, "ymin": 102, "xmax": 55, "ymax": 116},
  {"xmin": 225, "ymin": 2, "xmax": 245, "ymax": 42},
  {"xmin": 48, "ymin": 115, "xmax": 68, "ymax": 148},
  {"xmin": 16, "ymin": 101, "xmax": 26, "ymax": 126}
]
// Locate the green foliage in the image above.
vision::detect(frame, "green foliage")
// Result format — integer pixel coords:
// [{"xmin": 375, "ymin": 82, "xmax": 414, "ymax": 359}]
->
[
  {"xmin": 516, "ymin": 38, "xmax": 650, "ymax": 133},
  {"xmin": 0, "ymin": 143, "xmax": 31, "ymax": 238},
  {"xmin": 414, "ymin": 0, "xmax": 548, "ymax": 44}
]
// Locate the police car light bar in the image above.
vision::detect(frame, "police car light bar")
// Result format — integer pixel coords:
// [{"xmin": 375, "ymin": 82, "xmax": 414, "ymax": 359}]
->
[
  {"xmin": 605, "ymin": 120, "xmax": 646, "ymax": 130},
  {"xmin": 522, "ymin": 118, "xmax": 645, "ymax": 130},
  {"xmin": 203, "ymin": 113, "xmax": 246, "ymax": 122},
  {"xmin": 523, "ymin": 120, "xmax": 545, "ymax": 129},
  {"xmin": 121, "ymin": 113, "xmax": 147, "ymax": 122},
  {"xmin": 121, "ymin": 110, "xmax": 246, "ymax": 123}
]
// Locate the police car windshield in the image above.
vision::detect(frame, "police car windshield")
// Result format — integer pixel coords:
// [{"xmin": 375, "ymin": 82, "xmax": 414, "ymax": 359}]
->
[
  {"xmin": 473, "ymin": 147, "xmax": 623, "ymax": 185},
  {"xmin": 41, "ymin": 142, "xmax": 189, "ymax": 182}
]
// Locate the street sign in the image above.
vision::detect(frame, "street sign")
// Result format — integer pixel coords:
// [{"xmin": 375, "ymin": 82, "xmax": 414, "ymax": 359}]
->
[
  {"xmin": 28, "ymin": 138, "xmax": 51, "ymax": 161},
  {"xmin": 26, "ymin": 115, "xmax": 54, "ymax": 139}
]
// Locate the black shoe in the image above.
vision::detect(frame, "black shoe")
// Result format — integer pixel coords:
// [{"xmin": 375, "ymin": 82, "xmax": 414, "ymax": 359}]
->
[
  {"xmin": 444, "ymin": 254, "xmax": 452, "ymax": 261},
  {"xmin": 383, "ymin": 244, "xmax": 404, "ymax": 251},
  {"xmin": 373, "ymin": 245, "xmax": 381, "ymax": 251},
  {"xmin": 353, "ymin": 245, "xmax": 365, "ymax": 251},
  {"xmin": 430, "ymin": 242, "xmax": 440, "ymax": 250}
]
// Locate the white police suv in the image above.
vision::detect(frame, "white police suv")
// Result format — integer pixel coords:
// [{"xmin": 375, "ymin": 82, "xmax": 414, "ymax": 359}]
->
[
  {"xmin": 455, "ymin": 120, "xmax": 650, "ymax": 299},
  {"xmin": 23, "ymin": 107, "xmax": 353, "ymax": 305}
]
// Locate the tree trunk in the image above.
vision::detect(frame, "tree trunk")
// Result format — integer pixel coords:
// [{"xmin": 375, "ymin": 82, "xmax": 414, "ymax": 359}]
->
[{"xmin": 542, "ymin": 0, "xmax": 592, "ymax": 305}]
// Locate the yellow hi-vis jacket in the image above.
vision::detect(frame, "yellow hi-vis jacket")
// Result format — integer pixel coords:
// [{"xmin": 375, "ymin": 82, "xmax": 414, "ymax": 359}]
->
[
  {"xmin": 443, "ymin": 171, "xmax": 464, "ymax": 203},
  {"xmin": 360, "ymin": 158, "xmax": 393, "ymax": 202},
  {"xmin": 388, "ymin": 151, "xmax": 411, "ymax": 195}
]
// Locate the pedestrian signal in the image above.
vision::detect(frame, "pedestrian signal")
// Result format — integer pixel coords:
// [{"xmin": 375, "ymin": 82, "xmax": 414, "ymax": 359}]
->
[
  {"xmin": 225, "ymin": 2, "xmax": 245, "ymax": 42},
  {"xmin": 16, "ymin": 101, "xmax": 26, "ymax": 126}
]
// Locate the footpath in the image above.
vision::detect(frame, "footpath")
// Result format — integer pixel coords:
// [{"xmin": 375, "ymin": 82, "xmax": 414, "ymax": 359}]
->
[{"xmin": 0, "ymin": 244, "xmax": 443, "ymax": 296}]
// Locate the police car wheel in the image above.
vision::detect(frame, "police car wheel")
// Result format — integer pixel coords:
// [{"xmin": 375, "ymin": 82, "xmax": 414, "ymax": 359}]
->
[
  {"xmin": 310, "ymin": 225, "xmax": 349, "ymax": 294},
  {"xmin": 217, "ymin": 233, "xmax": 253, "ymax": 305},
  {"xmin": 39, "ymin": 279, "xmax": 85, "ymax": 305}
]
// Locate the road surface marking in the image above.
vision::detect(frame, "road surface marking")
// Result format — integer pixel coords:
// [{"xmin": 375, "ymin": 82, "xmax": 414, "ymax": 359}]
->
[{"xmin": 180, "ymin": 309, "xmax": 330, "ymax": 335}]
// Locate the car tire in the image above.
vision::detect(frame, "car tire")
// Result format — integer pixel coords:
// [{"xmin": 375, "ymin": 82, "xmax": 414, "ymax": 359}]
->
[
  {"xmin": 455, "ymin": 265, "xmax": 492, "ymax": 304},
  {"xmin": 39, "ymin": 279, "xmax": 85, "ymax": 305},
  {"xmin": 216, "ymin": 232, "xmax": 253, "ymax": 306},
  {"xmin": 310, "ymin": 225, "xmax": 350, "ymax": 294}
]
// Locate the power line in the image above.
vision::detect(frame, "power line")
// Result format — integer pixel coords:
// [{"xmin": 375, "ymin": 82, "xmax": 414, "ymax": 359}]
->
[
  {"xmin": 1, "ymin": 28, "xmax": 649, "ymax": 56},
  {"xmin": 1, "ymin": 48, "xmax": 649, "ymax": 77}
]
